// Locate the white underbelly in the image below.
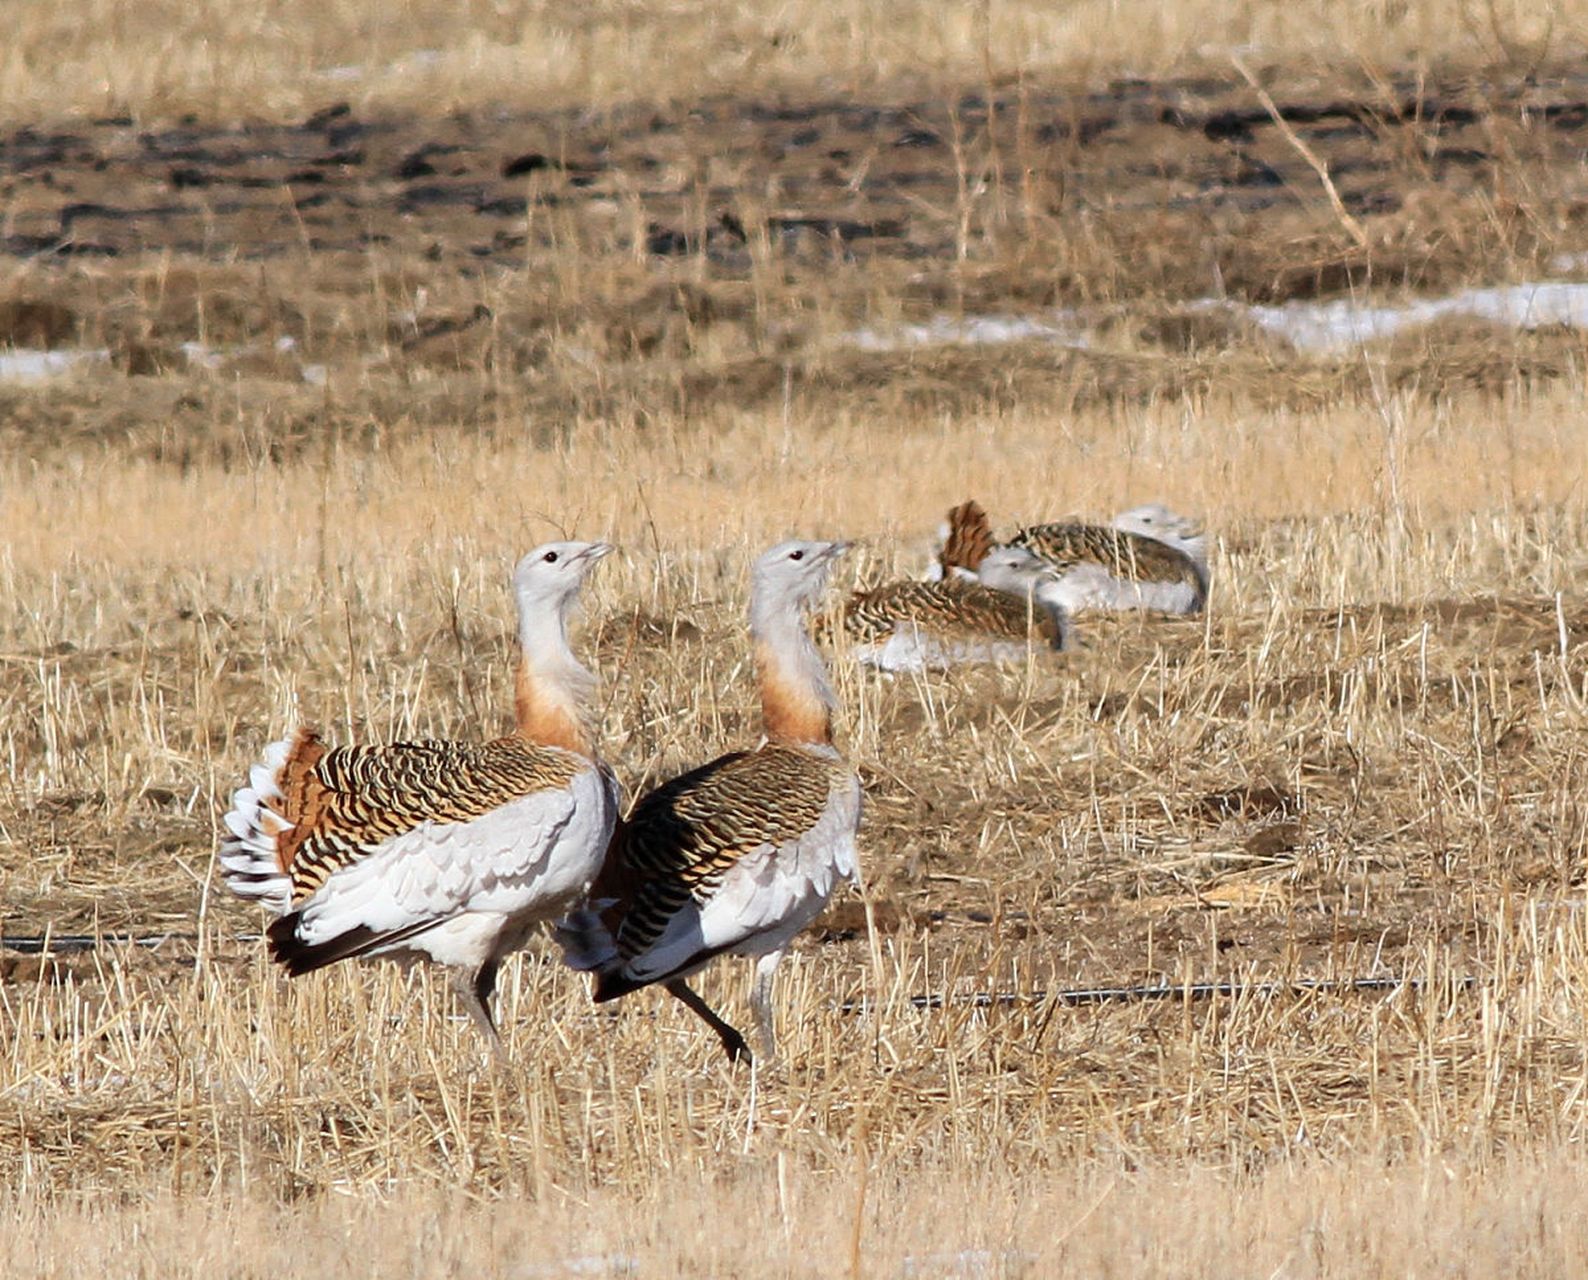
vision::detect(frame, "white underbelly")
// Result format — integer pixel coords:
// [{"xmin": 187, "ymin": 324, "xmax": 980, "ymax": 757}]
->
[
  {"xmin": 1051, "ymin": 565, "xmax": 1201, "ymax": 614},
  {"xmin": 375, "ymin": 912, "xmax": 514, "ymax": 970},
  {"xmin": 853, "ymin": 629, "xmax": 1032, "ymax": 672}
]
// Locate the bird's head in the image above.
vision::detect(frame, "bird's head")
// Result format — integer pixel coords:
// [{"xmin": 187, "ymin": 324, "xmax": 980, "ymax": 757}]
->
[
  {"xmin": 1113, "ymin": 503, "xmax": 1205, "ymax": 556},
  {"xmin": 750, "ymin": 539, "xmax": 850, "ymax": 619},
  {"xmin": 975, "ymin": 544, "xmax": 1060, "ymax": 595},
  {"xmin": 513, "ymin": 540, "xmax": 615, "ymax": 614}
]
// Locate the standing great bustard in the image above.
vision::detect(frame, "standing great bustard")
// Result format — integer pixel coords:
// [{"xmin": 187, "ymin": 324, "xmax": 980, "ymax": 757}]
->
[
  {"xmin": 936, "ymin": 499, "xmax": 1209, "ymax": 614},
  {"xmin": 558, "ymin": 540, "xmax": 861, "ymax": 1064},
  {"xmin": 218, "ymin": 541, "xmax": 619, "ymax": 1048},
  {"xmin": 823, "ymin": 547, "xmax": 1074, "ymax": 672}
]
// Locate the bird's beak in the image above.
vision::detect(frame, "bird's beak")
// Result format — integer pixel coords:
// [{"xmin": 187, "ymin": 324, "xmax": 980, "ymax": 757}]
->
[
  {"xmin": 581, "ymin": 542, "xmax": 616, "ymax": 563},
  {"xmin": 822, "ymin": 540, "xmax": 854, "ymax": 561}
]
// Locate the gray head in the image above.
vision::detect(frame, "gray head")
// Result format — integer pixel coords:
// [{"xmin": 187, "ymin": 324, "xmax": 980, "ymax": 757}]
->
[
  {"xmin": 1112, "ymin": 503, "xmax": 1206, "ymax": 561},
  {"xmin": 976, "ymin": 545, "xmax": 1074, "ymax": 651},
  {"xmin": 513, "ymin": 540, "xmax": 614, "ymax": 620},
  {"xmin": 750, "ymin": 540, "xmax": 850, "ymax": 627},
  {"xmin": 976, "ymin": 544, "xmax": 1059, "ymax": 595}
]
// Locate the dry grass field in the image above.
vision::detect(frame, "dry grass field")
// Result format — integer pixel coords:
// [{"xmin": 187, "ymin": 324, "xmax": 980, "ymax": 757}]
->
[
  {"xmin": 1, "ymin": 0, "xmax": 1579, "ymax": 123},
  {"xmin": 7, "ymin": 2, "xmax": 1588, "ymax": 1275}
]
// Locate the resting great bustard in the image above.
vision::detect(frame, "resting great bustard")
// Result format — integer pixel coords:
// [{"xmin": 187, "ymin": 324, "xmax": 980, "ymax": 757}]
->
[
  {"xmin": 937, "ymin": 499, "xmax": 1209, "ymax": 614},
  {"xmin": 218, "ymin": 542, "xmax": 619, "ymax": 1048},
  {"xmin": 558, "ymin": 540, "xmax": 861, "ymax": 1064},
  {"xmin": 823, "ymin": 545, "xmax": 1074, "ymax": 672}
]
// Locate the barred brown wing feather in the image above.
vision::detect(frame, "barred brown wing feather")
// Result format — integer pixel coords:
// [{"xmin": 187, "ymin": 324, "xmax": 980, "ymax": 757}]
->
[
  {"xmin": 840, "ymin": 580, "xmax": 1032, "ymax": 641},
  {"xmin": 614, "ymin": 746, "xmax": 841, "ymax": 960},
  {"xmin": 1012, "ymin": 523, "xmax": 1195, "ymax": 584},
  {"xmin": 283, "ymin": 736, "xmax": 583, "ymax": 902}
]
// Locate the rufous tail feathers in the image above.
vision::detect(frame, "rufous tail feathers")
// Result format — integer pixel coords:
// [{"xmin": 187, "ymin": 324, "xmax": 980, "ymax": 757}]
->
[{"xmin": 939, "ymin": 500, "xmax": 995, "ymax": 575}]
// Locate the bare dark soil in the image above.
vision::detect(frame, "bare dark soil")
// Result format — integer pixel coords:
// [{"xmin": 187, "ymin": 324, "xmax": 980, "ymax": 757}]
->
[
  {"xmin": 6, "ymin": 68, "xmax": 1588, "ymax": 294},
  {"xmin": 7, "ymin": 67, "xmax": 1588, "ymax": 460}
]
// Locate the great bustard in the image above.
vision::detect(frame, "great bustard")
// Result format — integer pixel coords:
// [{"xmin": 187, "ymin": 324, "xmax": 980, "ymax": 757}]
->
[
  {"xmin": 823, "ymin": 546, "xmax": 1074, "ymax": 672},
  {"xmin": 936, "ymin": 499, "xmax": 1209, "ymax": 614},
  {"xmin": 218, "ymin": 541, "xmax": 619, "ymax": 1048},
  {"xmin": 558, "ymin": 540, "xmax": 862, "ymax": 1064}
]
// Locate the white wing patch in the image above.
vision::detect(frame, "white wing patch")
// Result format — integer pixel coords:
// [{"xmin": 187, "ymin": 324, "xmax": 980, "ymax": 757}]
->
[
  {"xmin": 622, "ymin": 772, "xmax": 863, "ymax": 984},
  {"xmin": 292, "ymin": 766, "xmax": 616, "ymax": 960}
]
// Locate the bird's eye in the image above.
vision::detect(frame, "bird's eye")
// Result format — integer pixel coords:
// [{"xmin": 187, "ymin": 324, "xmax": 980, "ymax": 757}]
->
[
  {"xmin": 789, "ymin": 549, "xmax": 805, "ymax": 561},
  {"xmin": 543, "ymin": 551, "xmax": 559, "ymax": 564}
]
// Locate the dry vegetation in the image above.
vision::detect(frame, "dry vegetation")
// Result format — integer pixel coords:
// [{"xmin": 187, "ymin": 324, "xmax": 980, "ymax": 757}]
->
[
  {"xmin": 6, "ymin": 2, "xmax": 1588, "ymax": 1276},
  {"xmin": 0, "ymin": 0, "xmax": 1579, "ymax": 124}
]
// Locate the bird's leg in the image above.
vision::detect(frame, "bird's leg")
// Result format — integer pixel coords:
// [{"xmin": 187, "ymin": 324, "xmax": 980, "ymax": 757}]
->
[
  {"xmin": 750, "ymin": 949, "xmax": 785, "ymax": 1062},
  {"xmin": 453, "ymin": 960, "xmax": 506, "ymax": 1060},
  {"xmin": 664, "ymin": 978, "xmax": 751, "ymax": 1064}
]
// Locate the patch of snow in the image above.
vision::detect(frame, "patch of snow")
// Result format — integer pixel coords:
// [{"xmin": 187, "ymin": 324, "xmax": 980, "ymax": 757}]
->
[
  {"xmin": 1238, "ymin": 281, "xmax": 1588, "ymax": 353},
  {"xmin": 179, "ymin": 341, "xmax": 224, "ymax": 369},
  {"xmin": 183, "ymin": 338, "xmax": 325, "ymax": 384},
  {"xmin": 317, "ymin": 49, "xmax": 444, "ymax": 83},
  {"xmin": 901, "ymin": 1248, "xmax": 1039, "ymax": 1278},
  {"xmin": 0, "ymin": 348, "xmax": 109, "ymax": 381},
  {"xmin": 840, "ymin": 281, "xmax": 1588, "ymax": 358},
  {"xmin": 847, "ymin": 311, "xmax": 1090, "ymax": 353},
  {"xmin": 513, "ymin": 1255, "xmax": 639, "ymax": 1278}
]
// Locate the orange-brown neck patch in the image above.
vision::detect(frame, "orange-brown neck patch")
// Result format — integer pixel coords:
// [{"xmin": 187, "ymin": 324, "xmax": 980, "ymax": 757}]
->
[
  {"xmin": 755, "ymin": 642, "xmax": 833, "ymax": 746},
  {"xmin": 515, "ymin": 657, "xmax": 592, "ymax": 755}
]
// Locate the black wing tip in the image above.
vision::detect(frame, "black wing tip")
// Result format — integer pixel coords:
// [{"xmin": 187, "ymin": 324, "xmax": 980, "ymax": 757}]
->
[
  {"xmin": 592, "ymin": 970, "xmax": 644, "ymax": 1003},
  {"xmin": 593, "ymin": 935, "xmax": 742, "ymax": 1004}
]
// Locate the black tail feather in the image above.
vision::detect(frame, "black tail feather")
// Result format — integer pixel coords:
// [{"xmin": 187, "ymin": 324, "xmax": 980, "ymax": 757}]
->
[
  {"xmin": 590, "ymin": 937, "xmax": 742, "ymax": 1004},
  {"xmin": 592, "ymin": 969, "xmax": 645, "ymax": 1003},
  {"xmin": 266, "ymin": 912, "xmax": 441, "ymax": 976}
]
